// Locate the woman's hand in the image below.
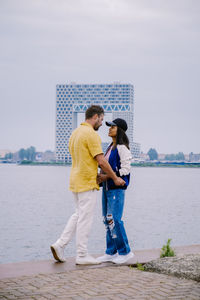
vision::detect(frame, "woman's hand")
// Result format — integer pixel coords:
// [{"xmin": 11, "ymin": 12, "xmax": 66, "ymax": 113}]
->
[{"xmin": 97, "ymin": 173, "xmax": 109, "ymax": 184}]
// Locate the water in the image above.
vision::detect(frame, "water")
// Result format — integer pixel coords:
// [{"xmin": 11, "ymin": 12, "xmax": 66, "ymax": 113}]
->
[{"xmin": 0, "ymin": 164, "xmax": 199, "ymax": 264}]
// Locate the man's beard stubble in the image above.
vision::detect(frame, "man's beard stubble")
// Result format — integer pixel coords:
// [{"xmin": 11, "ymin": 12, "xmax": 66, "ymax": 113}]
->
[{"xmin": 94, "ymin": 123, "xmax": 101, "ymax": 131}]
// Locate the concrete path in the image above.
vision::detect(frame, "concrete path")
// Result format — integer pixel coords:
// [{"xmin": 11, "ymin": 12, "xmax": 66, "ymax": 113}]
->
[
  {"xmin": 1, "ymin": 244, "xmax": 200, "ymax": 279},
  {"xmin": 0, "ymin": 245, "xmax": 200, "ymax": 300}
]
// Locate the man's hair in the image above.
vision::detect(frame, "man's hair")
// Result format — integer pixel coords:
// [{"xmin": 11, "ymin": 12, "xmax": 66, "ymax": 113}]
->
[{"xmin": 85, "ymin": 105, "xmax": 104, "ymax": 119}]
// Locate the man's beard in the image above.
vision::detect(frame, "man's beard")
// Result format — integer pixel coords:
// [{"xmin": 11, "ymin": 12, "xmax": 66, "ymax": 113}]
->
[
  {"xmin": 94, "ymin": 126, "xmax": 99, "ymax": 131},
  {"xmin": 94, "ymin": 123, "xmax": 101, "ymax": 131}
]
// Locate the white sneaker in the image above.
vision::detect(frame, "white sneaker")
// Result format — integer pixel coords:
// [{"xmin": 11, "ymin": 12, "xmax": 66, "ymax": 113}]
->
[
  {"xmin": 96, "ymin": 253, "xmax": 118, "ymax": 263},
  {"xmin": 76, "ymin": 254, "xmax": 101, "ymax": 265},
  {"xmin": 50, "ymin": 243, "xmax": 66, "ymax": 262},
  {"xmin": 112, "ymin": 252, "xmax": 134, "ymax": 264}
]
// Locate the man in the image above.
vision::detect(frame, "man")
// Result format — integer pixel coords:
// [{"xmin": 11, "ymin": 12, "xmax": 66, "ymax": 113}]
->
[{"xmin": 51, "ymin": 105, "xmax": 125, "ymax": 265}]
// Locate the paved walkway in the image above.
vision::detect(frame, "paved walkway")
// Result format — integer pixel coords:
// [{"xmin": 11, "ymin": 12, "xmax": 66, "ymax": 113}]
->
[
  {"xmin": 0, "ymin": 245, "xmax": 200, "ymax": 300},
  {"xmin": 1, "ymin": 266, "xmax": 200, "ymax": 300},
  {"xmin": 1, "ymin": 245, "xmax": 200, "ymax": 279}
]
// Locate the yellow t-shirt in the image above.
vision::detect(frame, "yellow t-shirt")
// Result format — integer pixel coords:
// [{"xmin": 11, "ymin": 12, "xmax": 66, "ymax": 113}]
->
[{"xmin": 69, "ymin": 122, "xmax": 103, "ymax": 193}]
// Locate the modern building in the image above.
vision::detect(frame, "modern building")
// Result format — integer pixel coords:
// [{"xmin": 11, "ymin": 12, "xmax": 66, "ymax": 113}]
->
[
  {"xmin": 189, "ymin": 152, "xmax": 200, "ymax": 162},
  {"xmin": 35, "ymin": 151, "xmax": 55, "ymax": 162},
  {"xmin": 55, "ymin": 83, "xmax": 140, "ymax": 163},
  {"xmin": 0, "ymin": 149, "xmax": 11, "ymax": 158}
]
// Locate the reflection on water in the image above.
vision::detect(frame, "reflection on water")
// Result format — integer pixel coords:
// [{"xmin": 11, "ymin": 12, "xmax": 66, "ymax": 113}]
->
[{"xmin": 0, "ymin": 164, "xmax": 200, "ymax": 263}]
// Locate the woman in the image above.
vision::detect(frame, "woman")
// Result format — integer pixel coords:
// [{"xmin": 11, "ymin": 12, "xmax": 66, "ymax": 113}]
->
[{"xmin": 97, "ymin": 118, "xmax": 134, "ymax": 264}]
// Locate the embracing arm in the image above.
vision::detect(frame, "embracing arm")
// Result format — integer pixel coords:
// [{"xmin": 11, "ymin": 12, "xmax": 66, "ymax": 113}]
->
[{"xmin": 95, "ymin": 154, "xmax": 125, "ymax": 186}]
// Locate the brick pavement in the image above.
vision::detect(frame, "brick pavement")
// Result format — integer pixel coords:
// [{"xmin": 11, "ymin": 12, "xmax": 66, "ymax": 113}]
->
[{"xmin": 0, "ymin": 266, "xmax": 200, "ymax": 300}]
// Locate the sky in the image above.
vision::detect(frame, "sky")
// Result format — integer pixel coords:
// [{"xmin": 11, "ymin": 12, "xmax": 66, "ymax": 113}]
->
[{"xmin": 0, "ymin": 0, "xmax": 200, "ymax": 154}]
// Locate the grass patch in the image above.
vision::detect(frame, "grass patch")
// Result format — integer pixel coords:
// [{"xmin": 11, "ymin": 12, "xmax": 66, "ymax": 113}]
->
[
  {"xmin": 160, "ymin": 238, "xmax": 175, "ymax": 258},
  {"xmin": 136, "ymin": 263, "xmax": 145, "ymax": 271}
]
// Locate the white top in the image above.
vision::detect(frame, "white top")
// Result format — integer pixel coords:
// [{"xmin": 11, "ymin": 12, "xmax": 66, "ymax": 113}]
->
[{"xmin": 117, "ymin": 144, "xmax": 132, "ymax": 176}]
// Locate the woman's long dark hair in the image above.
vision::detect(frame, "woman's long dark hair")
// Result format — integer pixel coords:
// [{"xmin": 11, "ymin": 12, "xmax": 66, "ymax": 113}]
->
[{"xmin": 114, "ymin": 127, "xmax": 130, "ymax": 149}]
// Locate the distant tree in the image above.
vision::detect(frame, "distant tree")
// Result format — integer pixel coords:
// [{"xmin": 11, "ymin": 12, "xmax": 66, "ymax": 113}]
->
[
  {"xmin": 165, "ymin": 152, "xmax": 185, "ymax": 161},
  {"xmin": 19, "ymin": 148, "xmax": 26, "ymax": 161},
  {"xmin": 5, "ymin": 152, "xmax": 13, "ymax": 160},
  {"xmin": 18, "ymin": 146, "xmax": 36, "ymax": 161},
  {"xmin": 176, "ymin": 152, "xmax": 185, "ymax": 161},
  {"xmin": 147, "ymin": 148, "xmax": 158, "ymax": 160},
  {"xmin": 165, "ymin": 154, "xmax": 176, "ymax": 161},
  {"xmin": 26, "ymin": 146, "xmax": 36, "ymax": 161}
]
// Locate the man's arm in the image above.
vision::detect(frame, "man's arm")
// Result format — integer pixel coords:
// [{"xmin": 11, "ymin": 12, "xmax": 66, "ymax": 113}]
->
[{"xmin": 95, "ymin": 154, "xmax": 125, "ymax": 186}]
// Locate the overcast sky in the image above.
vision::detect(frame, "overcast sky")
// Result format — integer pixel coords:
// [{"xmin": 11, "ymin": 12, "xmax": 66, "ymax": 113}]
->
[{"xmin": 0, "ymin": 0, "xmax": 199, "ymax": 154}]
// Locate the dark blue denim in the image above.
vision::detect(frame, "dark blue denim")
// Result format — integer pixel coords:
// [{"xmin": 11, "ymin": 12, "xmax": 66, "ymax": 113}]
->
[{"xmin": 102, "ymin": 183, "xmax": 131, "ymax": 255}]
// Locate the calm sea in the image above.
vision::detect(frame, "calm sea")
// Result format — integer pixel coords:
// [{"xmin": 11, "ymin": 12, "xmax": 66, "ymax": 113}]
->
[{"xmin": 0, "ymin": 164, "xmax": 199, "ymax": 264}]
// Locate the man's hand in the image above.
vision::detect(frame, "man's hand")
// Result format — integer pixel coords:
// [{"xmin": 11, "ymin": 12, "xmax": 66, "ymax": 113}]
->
[
  {"xmin": 97, "ymin": 173, "xmax": 125, "ymax": 186},
  {"xmin": 95, "ymin": 154, "xmax": 126, "ymax": 187},
  {"xmin": 113, "ymin": 177, "xmax": 125, "ymax": 186}
]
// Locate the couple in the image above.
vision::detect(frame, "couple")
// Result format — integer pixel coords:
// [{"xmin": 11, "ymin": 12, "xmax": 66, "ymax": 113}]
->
[{"xmin": 51, "ymin": 105, "xmax": 134, "ymax": 265}]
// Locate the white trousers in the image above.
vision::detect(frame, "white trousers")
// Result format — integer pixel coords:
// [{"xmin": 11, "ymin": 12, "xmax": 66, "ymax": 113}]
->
[{"xmin": 56, "ymin": 189, "xmax": 97, "ymax": 257}]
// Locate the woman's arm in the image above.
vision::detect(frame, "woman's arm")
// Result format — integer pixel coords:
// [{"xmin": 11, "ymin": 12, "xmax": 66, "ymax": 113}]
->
[{"xmin": 117, "ymin": 145, "xmax": 132, "ymax": 176}]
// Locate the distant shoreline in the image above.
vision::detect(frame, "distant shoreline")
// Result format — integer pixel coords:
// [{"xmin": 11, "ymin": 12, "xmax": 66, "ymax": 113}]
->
[
  {"xmin": 1, "ymin": 161, "xmax": 200, "ymax": 168},
  {"xmin": 131, "ymin": 162, "xmax": 200, "ymax": 168}
]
